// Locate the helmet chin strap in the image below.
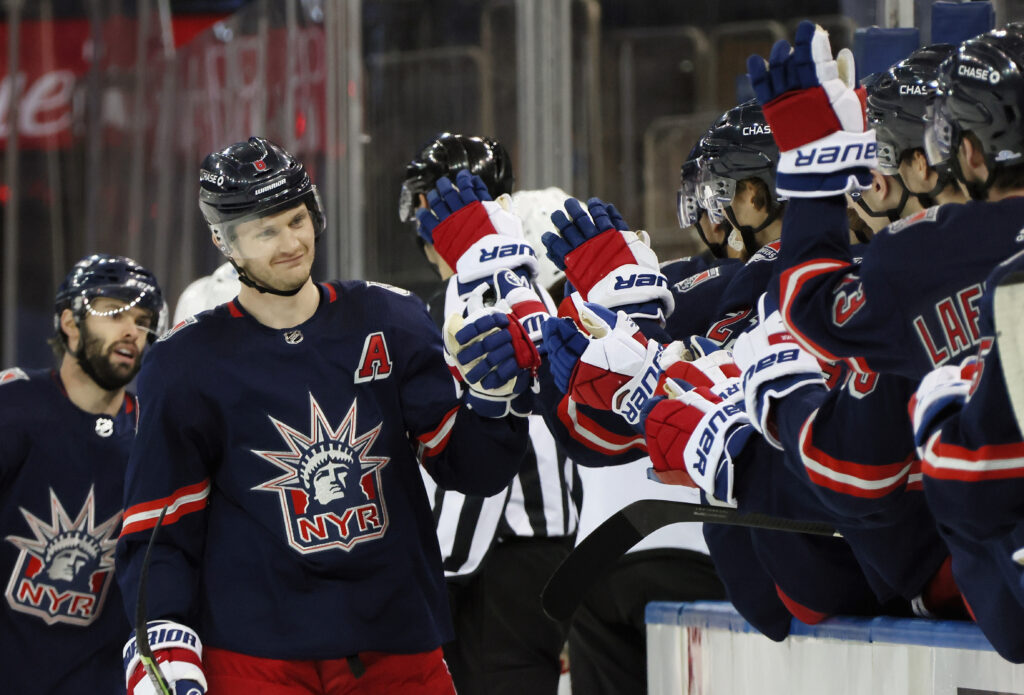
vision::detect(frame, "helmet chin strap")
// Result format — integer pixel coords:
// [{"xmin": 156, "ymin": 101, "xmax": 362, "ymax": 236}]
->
[
  {"xmin": 723, "ymin": 203, "xmax": 782, "ymax": 258},
  {"xmin": 951, "ymin": 152, "xmax": 995, "ymax": 202},
  {"xmin": 228, "ymin": 258, "xmax": 306, "ymax": 297},
  {"xmin": 854, "ymin": 183, "xmax": 910, "ymax": 223}
]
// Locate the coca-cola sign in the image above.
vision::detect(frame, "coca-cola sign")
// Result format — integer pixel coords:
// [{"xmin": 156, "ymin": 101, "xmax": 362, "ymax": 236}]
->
[{"xmin": 0, "ymin": 19, "xmax": 89, "ymax": 149}]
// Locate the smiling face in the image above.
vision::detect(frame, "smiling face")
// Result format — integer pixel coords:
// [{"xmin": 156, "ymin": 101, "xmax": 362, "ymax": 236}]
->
[
  {"xmin": 63, "ymin": 296, "xmax": 153, "ymax": 390},
  {"xmin": 223, "ymin": 203, "xmax": 316, "ymax": 293}
]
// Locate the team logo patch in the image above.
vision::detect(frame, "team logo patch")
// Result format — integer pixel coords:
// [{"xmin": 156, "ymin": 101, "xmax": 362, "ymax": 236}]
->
[
  {"xmin": 0, "ymin": 367, "xmax": 29, "ymax": 385},
  {"xmin": 252, "ymin": 395, "xmax": 389, "ymax": 554},
  {"xmin": 673, "ymin": 267, "xmax": 721, "ymax": 293},
  {"xmin": 94, "ymin": 416, "xmax": 114, "ymax": 438},
  {"xmin": 5, "ymin": 488, "xmax": 120, "ymax": 626},
  {"xmin": 283, "ymin": 330, "xmax": 304, "ymax": 345},
  {"xmin": 750, "ymin": 240, "xmax": 781, "ymax": 263},
  {"xmin": 157, "ymin": 315, "xmax": 197, "ymax": 343},
  {"xmin": 887, "ymin": 205, "xmax": 939, "ymax": 234}
]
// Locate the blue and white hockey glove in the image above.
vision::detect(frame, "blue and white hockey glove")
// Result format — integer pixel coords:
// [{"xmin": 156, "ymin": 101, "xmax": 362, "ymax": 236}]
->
[
  {"xmin": 909, "ymin": 358, "xmax": 979, "ymax": 453},
  {"xmin": 747, "ymin": 20, "xmax": 874, "ymax": 197},
  {"xmin": 732, "ymin": 294, "xmax": 827, "ymax": 449},
  {"xmin": 541, "ymin": 197, "xmax": 674, "ymax": 322},
  {"xmin": 644, "ymin": 376, "xmax": 752, "ymax": 506},
  {"xmin": 443, "ymin": 282, "xmax": 542, "ymax": 418},
  {"xmin": 416, "ymin": 169, "xmax": 538, "ymax": 283},
  {"xmin": 124, "ymin": 620, "xmax": 206, "ymax": 695}
]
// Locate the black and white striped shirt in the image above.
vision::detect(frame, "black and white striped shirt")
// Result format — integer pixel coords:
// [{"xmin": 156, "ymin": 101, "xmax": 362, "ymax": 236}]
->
[{"xmin": 422, "ymin": 278, "xmax": 581, "ymax": 578}]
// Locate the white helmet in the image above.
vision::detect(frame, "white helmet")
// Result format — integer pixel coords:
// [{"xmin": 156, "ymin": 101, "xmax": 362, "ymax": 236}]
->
[{"xmin": 509, "ymin": 187, "xmax": 572, "ymax": 292}]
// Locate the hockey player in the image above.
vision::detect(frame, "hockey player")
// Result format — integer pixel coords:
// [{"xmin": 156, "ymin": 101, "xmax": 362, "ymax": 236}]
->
[
  {"xmin": 1, "ymin": 254, "xmax": 164, "ymax": 695},
  {"xmin": 911, "ymin": 247, "xmax": 1024, "ymax": 661},
  {"xmin": 400, "ymin": 132, "xmax": 579, "ymax": 695},
  {"xmin": 739, "ymin": 20, "xmax": 1024, "ymax": 657},
  {"xmin": 867, "ymin": 44, "xmax": 967, "ymax": 207},
  {"xmin": 116, "ymin": 137, "xmax": 535, "ymax": 695}
]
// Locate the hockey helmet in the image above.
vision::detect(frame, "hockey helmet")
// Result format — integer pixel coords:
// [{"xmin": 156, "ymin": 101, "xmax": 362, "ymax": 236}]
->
[
  {"xmin": 199, "ymin": 137, "xmax": 325, "ymax": 256},
  {"xmin": 867, "ymin": 44, "xmax": 955, "ymax": 175},
  {"xmin": 925, "ymin": 27, "xmax": 1024, "ymax": 198},
  {"xmin": 54, "ymin": 254, "xmax": 167, "ymax": 343},
  {"xmin": 399, "ymin": 132, "xmax": 514, "ymax": 224}
]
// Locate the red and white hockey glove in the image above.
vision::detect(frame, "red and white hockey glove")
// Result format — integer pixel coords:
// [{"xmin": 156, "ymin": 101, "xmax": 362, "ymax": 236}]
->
[
  {"xmin": 123, "ymin": 620, "xmax": 206, "ymax": 695},
  {"xmin": 732, "ymin": 294, "xmax": 827, "ymax": 449},
  {"xmin": 547, "ymin": 302, "xmax": 685, "ymax": 425},
  {"xmin": 644, "ymin": 376, "xmax": 753, "ymax": 506},
  {"xmin": 909, "ymin": 357, "xmax": 980, "ymax": 454},
  {"xmin": 443, "ymin": 281, "xmax": 542, "ymax": 418},
  {"xmin": 542, "ymin": 197, "xmax": 674, "ymax": 322},
  {"xmin": 417, "ymin": 169, "xmax": 538, "ymax": 283},
  {"xmin": 747, "ymin": 20, "xmax": 874, "ymax": 197}
]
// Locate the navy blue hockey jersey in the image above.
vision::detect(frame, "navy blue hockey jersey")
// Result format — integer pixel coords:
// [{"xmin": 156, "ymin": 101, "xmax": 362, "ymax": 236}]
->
[
  {"xmin": 0, "ymin": 368, "xmax": 134, "ymax": 695},
  {"xmin": 919, "ymin": 249, "xmax": 1024, "ymax": 661},
  {"xmin": 116, "ymin": 281, "xmax": 527, "ymax": 660},
  {"xmin": 776, "ymin": 196, "xmax": 1024, "ymax": 378}
]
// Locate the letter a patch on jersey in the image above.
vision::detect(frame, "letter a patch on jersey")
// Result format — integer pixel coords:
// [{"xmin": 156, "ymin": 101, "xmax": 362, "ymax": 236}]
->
[{"xmin": 355, "ymin": 332, "xmax": 392, "ymax": 384}]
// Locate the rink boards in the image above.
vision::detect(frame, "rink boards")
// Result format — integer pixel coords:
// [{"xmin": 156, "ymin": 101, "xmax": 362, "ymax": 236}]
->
[{"xmin": 646, "ymin": 600, "xmax": 1024, "ymax": 695}]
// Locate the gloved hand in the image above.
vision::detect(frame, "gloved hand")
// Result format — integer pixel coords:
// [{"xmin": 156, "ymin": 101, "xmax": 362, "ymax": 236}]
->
[
  {"xmin": 443, "ymin": 283, "xmax": 542, "ymax": 418},
  {"xmin": 909, "ymin": 357, "xmax": 980, "ymax": 452},
  {"xmin": 490, "ymin": 268, "xmax": 549, "ymax": 346},
  {"xmin": 541, "ymin": 197, "xmax": 674, "ymax": 322},
  {"xmin": 123, "ymin": 620, "xmax": 206, "ymax": 695},
  {"xmin": 732, "ymin": 294, "xmax": 827, "ymax": 448},
  {"xmin": 542, "ymin": 303, "xmax": 682, "ymax": 425},
  {"xmin": 417, "ymin": 169, "xmax": 538, "ymax": 282},
  {"xmin": 644, "ymin": 375, "xmax": 753, "ymax": 506},
  {"xmin": 747, "ymin": 20, "xmax": 875, "ymax": 197}
]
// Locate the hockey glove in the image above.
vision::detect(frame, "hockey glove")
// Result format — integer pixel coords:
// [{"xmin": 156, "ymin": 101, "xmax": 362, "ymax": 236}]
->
[
  {"xmin": 908, "ymin": 357, "xmax": 980, "ymax": 453},
  {"xmin": 732, "ymin": 294, "xmax": 827, "ymax": 449},
  {"xmin": 123, "ymin": 620, "xmax": 206, "ymax": 695},
  {"xmin": 444, "ymin": 283, "xmax": 542, "ymax": 418},
  {"xmin": 747, "ymin": 20, "xmax": 875, "ymax": 197},
  {"xmin": 541, "ymin": 197, "xmax": 674, "ymax": 322},
  {"xmin": 644, "ymin": 377, "xmax": 752, "ymax": 506},
  {"xmin": 664, "ymin": 335, "xmax": 745, "ymax": 405},
  {"xmin": 544, "ymin": 302, "xmax": 685, "ymax": 425},
  {"xmin": 417, "ymin": 169, "xmax": 538, "ymax": 283}
]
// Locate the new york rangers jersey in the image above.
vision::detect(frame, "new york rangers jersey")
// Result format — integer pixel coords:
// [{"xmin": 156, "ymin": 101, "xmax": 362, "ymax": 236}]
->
[
  {"xmin": 776, "ymin": 196, "xmax": 1024, "ymax": 378},
  {"xmin": 919, "ymin": 249, "xmax": 1024, "ymax": 661},
  {"xmin": 116, "ymin": 281, "xmax": 528, "ymax": 660},
  {"xmin": 0, "ymin": 368, "xmax": 135, "ymax": 695}
]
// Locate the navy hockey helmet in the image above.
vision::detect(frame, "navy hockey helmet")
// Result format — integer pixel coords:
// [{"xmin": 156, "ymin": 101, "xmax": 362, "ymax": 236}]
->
[
  {"xmin": 698, "ymin": 100, "xmax": 782, "ymax": 255},
  {"xmin": 399, "ymin": 132, "xmax": 514, "ymax": 224},
  {"xmin": 199, "ymin": 136, "xmax": 325, "ymax": 254},
  {"xmin": 54, "ymin": 254, "xmax": 167, "ymax": 343},
  {"xmin": 867, "ymin": 44, "xmax": 955, "ymax": 175},
  {"xmin": 925, "ymin": 27, "xmax": 1024, "ymax": 199}
]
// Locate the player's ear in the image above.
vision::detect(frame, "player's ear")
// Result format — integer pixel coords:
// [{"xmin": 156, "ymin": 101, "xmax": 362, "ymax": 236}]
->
[
  {"xmin": 870, "ymin": 170, "xmax": 887, "ymax": 198},
  {"xmin": 60, "ymin": 308, "xmax": 80, "ymax": 353}
]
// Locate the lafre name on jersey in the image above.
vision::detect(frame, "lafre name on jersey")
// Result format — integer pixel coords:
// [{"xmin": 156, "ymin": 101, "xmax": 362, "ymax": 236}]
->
[{"xmin": 913, "ymin": 283, "xmax": 984, "ymax": 366}]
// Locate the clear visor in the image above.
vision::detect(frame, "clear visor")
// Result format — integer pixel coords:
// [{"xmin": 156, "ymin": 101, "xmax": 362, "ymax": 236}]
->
[
  {"xmin": 676, "ymin": 180, "xmax": 703, "ymax": 228},
  {"xmin": 923, "ymin": 100, "xmax": 956, "ymax": 168},
  {"xmin": 77, "ymin": 289, "xmax": 169, "ymax": 341},
  {"xmin": 210, "ymin": 191, "xmax": 319, "ymax": 260},
  {"xmin": 398, "ymin": 182, "xmax": 419, "ymax": 223},
  {"xmin": 697, "ymin": 168, "xmax": 736, "ymax": 225}
]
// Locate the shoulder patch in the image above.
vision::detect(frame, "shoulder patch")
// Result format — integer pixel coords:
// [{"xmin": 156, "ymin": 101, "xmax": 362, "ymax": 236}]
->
[
  {"xmin": 365, "ymin": 281, "xmax": 411, "ymax": 297},
  {"xmin": 157, "ymin": 315, "xmax": 198, "ymax": 342},
  {"xmin": 886, "ymin": 205, "xmax": 940, "ymax": 234},
  {"xmin": 673, "ymin": 267, "xmax": 721, "ymax": 293},
  {"xmin": 749, "ymin": 240, "xmax": 781, "ymax": 263},
  {"xmin": 0, "ymin": 367, "xmax": 29, "ymax": 385}
]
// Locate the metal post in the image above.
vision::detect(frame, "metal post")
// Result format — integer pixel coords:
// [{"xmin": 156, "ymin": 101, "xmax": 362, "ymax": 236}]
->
[
  {"xmin": 515, "ymin": 0, "xmax": 572, "ymax": 190},
  {"xmin": 3, "ymin": 0, "xmax": 23, "ymax": 367},
  {"xmin": 880, "ymin": 0, "xmax": 915, "ymax": 27}
]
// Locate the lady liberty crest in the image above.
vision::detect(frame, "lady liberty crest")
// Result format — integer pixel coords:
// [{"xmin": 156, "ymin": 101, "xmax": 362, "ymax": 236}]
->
[
  {"xmin": 252, "ymin": 394, "xmax": 390, "ymax": 554},
  {"xmin": 4, "ymin": 487, "xmax": 120, "ymax": 626}
]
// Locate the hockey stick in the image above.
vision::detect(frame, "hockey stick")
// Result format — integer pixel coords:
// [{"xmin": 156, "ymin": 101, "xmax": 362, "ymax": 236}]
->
[
  {"xmin": 135, "ymin": 505, "xmax": 172, "ymax": 695},
  {"xmin": 542, "ymin": 499, "xmax": 838, "ymax": 622},
  {"xmin": 993, "ymin": 269, "xmax": 1024, "ymax": 438}
]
